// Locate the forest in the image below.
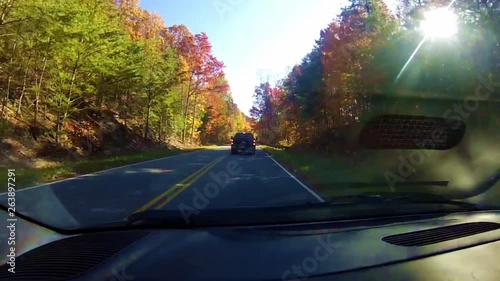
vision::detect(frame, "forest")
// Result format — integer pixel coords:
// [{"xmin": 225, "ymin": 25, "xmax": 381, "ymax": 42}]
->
[
  {"xmin": 1, "ymin": 0, "xmax": 499, "ymax": 168},
  {"xmin": 0, "ymin": 0, "xmax": 250, "ymax": 164},
  {"xmin": 250, "ymin": 0, "xmax": 499, "ymax": 153}
]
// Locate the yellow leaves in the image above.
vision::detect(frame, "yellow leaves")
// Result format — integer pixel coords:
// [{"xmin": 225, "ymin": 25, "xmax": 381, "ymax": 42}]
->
[{"xmin": 177, "ymin": 55, "xmax": 190, "ymax": 80}]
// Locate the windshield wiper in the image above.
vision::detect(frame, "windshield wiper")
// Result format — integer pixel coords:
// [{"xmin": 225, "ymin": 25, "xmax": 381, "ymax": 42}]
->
[
  {"xmin": 80, "ymin": 192, "xmax": 486, "ymax": 230},
  {"xmin": 125, "ymin": 193, "xmax": 480, "ymax": 227},
  {"xmin": 314, "ymin": 181, "xmax": 449, "ymax": 189},
  {"xmin": 306, "ymin": 192, "xmax": 480, "ymax": 209}
]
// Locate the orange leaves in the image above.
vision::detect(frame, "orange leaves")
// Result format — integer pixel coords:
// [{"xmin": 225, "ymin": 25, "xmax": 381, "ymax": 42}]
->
[
  {"xmin": 116, "ymin": 0, "xmax": 143, "ymax": 40},
  {"xmin": 116, "ymin": 0, "xmax": 171, "ymax": 54}
]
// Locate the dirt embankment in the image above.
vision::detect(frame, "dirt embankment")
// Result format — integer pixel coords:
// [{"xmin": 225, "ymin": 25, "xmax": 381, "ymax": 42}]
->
[{"xmin": 0, "ymin": 107, "xmax": 187, "ymax": 169}]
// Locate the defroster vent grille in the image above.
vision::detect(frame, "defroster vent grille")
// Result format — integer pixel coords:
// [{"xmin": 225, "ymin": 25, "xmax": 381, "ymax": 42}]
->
[
  {"xmin": 359, "ymin": 114, "xmax": 466, "ymax": 149},
  {"xmin": 0, "ymin": 231, "xmax": 150, "ymax": 281},
  {"xmin": 382, "ymin": 222, "xmax": 500, "ymax": 247}
]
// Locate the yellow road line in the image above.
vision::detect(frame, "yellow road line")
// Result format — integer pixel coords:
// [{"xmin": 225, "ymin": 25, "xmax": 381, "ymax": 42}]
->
[
  {"xmin": 155, "ymin": 155, "xmax": 226, "ymax": 209},
  {"xmin": 131, "ymin": 156, "xmax": 224, "ymax": 214}
]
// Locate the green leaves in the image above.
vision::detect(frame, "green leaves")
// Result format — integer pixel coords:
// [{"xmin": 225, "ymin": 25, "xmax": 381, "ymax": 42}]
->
[{"xmin": 1, "ymin": 0, "xmax": 244, "ymax": 147}]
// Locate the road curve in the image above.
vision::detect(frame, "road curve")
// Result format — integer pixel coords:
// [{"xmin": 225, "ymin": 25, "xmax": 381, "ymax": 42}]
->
[{"xmin": 0, "ymin": 146, "xmax": 323, "ymax": 229}]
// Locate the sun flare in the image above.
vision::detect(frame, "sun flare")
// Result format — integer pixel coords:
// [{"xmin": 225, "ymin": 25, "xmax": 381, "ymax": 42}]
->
[{"xmin": 420, "ymin": 8, "xmax": 458, "ymax": 38}]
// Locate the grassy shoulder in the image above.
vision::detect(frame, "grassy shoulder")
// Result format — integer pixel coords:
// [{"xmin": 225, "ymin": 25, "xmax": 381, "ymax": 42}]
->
[
  {"xmin": 263, "ymin": 146, "xmax": 500, "ymax": 204},
  {"xmin": 261, "ymin": 146, "xmax": 434, "ymax": 199},
  {"xmin": 261, "ymin": 146, "xmax": 356, "ymax": 198},
  {"xmin": 0, "ymin": 148, "xmax": 203, "ymax": 192}
]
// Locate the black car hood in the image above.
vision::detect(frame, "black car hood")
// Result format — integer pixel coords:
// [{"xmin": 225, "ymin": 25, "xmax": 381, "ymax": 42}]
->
[{"xmin": 2, "ymin": 210, "xmax": 500, "ymax": 281}]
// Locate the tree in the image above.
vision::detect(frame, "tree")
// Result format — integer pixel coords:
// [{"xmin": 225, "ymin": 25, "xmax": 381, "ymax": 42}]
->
[
  {"xmin": 0, "ymin": 0, "xmax": 246, "ymax": 154},
  {"xmin": 251, "ymin": 0, "xmax": 498, "ymax": 153}
]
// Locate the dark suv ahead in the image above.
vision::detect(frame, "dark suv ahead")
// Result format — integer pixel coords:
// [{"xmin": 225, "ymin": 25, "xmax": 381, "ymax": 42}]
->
[{"xmin": 231, "ymin": 132, "xmax": 256, "ymax": 155}]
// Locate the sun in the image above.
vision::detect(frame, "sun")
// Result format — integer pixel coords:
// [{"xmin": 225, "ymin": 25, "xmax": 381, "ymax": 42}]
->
[{"xmin": 420, "ymin": 8, "xmax": 458, "ymax": 39}]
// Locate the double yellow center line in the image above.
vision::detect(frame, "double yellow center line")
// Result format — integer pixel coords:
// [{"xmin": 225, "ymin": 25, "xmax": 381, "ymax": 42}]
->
[{"xmin": 132, "ymin": 155, "xmax": 226, "ymax": 214}]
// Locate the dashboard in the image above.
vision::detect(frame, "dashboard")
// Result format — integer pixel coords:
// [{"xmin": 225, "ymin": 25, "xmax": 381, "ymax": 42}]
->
[{"xmin": 1, "ymin": 210, "xmax": 500, "ymax": 281}]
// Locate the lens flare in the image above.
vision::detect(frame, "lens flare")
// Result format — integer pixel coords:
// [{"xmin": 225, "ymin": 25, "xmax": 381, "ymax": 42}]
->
[{"xmin": 420, "ymin": 8, "xmax": 458, "ymax": 39}]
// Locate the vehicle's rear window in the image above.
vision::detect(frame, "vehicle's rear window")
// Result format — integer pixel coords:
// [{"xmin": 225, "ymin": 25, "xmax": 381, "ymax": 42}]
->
[{"xmin": 234, "ymin": 133, "xmax": 253, "ymax": 140}]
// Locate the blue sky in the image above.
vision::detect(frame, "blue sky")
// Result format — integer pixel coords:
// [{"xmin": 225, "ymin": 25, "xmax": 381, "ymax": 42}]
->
[{"xmin": 139, "ymin": 0, "xmax": 395, "ymax": 115}]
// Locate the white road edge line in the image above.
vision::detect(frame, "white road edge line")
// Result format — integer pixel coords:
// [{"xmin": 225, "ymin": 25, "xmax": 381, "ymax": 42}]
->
[
  {"xmin": 0, "ymin": 149, "xmax": 205, "ymax": 195},
  {"xmin": 265, "ymin": 152, "xmax": 325, "ymax": 202}
]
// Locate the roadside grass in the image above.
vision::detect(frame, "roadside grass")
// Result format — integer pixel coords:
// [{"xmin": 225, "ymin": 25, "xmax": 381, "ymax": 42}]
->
[
  {"xmin": 0, "ymin": 148, "xmax": 203, "ymax": 192},
  {"xmin": 261, "ymin": 146, "xmax": 359, "ymax": 198},
  {"xmin": 261, "ymin": 146, "xmax": 434, "ymax": 199}
]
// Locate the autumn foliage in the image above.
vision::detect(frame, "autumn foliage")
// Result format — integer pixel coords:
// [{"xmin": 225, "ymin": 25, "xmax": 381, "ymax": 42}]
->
[
  {"xmin": 0, "ymin": 0, "xmax": 249, "ymax": 154},
  {"xmin": 251, "ymin": 0, "xmax": 499, "ymax": 152}
]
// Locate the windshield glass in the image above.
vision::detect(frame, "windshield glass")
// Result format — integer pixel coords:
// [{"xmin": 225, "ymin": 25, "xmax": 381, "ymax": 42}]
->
[
  {"xmin": 234, "ymin": 133, "xmax": 253, "ymax": 140},
  {"xmin": 0, "ymin": 0, "xmax": 499, "ymax": 230}
]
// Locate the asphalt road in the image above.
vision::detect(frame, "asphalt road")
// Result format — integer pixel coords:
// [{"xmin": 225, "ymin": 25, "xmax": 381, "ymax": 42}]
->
[{"xmin": 0, "ymin": 146, "xmax": 324, "ymax": 229}]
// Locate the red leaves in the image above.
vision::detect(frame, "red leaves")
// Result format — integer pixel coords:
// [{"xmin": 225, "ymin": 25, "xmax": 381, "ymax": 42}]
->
[
  {"xmin": 114, "ymin": 0, "xmax": 245, "ymax": 144},
  {"xmin": 168, "ymin": 26, "xmax": 225, "ymax": 92},
  {"xmin": 191, "ymin": 33, "xmax": 225, "ymax": 87},
  {"xmin": 250, "ymin": 1, "xmax": 403, "ymax": 145}
]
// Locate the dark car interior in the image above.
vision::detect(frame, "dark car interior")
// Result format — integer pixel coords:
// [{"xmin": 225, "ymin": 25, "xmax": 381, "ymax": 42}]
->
[{"xmin": 0, "ymin": 204, "xmax": 499, "ymax": 281}]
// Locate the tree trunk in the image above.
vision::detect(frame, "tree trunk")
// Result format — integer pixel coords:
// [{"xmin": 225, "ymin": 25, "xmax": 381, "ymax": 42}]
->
[
  {"xmin": 55, "ymin": 103, "xmax": 61, "ymax": 144},
  {"xmin": 2, "ymin": 76, "xmax": 11, "ymax": 118},
  {"xmin": 124, "ymin": 89, "xmax": 129, "ymax": 127},
  {"xmin": 189, "ymin": 93, "xmax": 198, "ymax": 144},
  {"xmin": 0, "ymin": 0, "xmax": 15, "ymax": 25},
  {"xmin": 144, "ymin": 90, "xmax": 151, "ymax": 139},
  {"xmin": 17, "ymin": 55, "xmax": 32, "ymax": 115},
  {"xmin": 1, "ymin": 41, "xmax": 16, "ymax": 118},
  {"xmin": 55, "ymin": 117, "xmax": 60, "ymax": 143},
  {"xmin": 33, "ymin": 57, "xmax": 47, "ymax": 126},
  {"xmin": 182, "ymin": 99, "xmax": 187, "ymax": 142},
  {"xmin": 114, "ymin": 85, "xmax": 119, "ymax": 107},
  {"xmin": 158, "ymin": 113, "xmax": 162, "ymax": 141},
  {"xmin": 55, "ymin": 56, "xmax": 79, "ymax": 144},
  {"xmin": 68, "ymin": 57, "xmax": 79, "ymax": 98},
  {"xmin": 181, "ymin": 73, "xmax": 194, "ymax": 143},
  {"xmin": 96, "ymin": 73, "xmax": 104, "ymax": 108}
]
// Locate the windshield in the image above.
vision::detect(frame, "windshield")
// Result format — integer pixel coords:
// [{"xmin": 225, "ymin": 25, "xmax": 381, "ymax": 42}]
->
[{"xmin": 0, "ymin": 0, "xmax": 499, "ymax": 230}]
